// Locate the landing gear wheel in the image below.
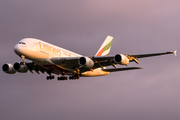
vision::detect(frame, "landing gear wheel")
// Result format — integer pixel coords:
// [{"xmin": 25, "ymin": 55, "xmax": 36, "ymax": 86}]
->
[
  {"xmin": 57, "ymin": 76, "xmax": 68, "ymax": 81},
  {"xmin": 46, "ymin": 75, "xmax": 54, "ymax": 80}
]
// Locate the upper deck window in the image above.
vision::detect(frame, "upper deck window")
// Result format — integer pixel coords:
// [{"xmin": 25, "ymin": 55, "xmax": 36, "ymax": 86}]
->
[{"xmin": 19, "ymin": 42, "xmax": 26, "ymax": 45}]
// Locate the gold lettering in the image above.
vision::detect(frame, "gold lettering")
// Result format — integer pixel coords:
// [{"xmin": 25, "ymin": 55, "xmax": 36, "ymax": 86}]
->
[
  {"xmin": 57, "ymin": 50, "xmax": 61, "ymax": 56},
  {"xmin": 39, "ymin": 42, "xmax": 43, "ymax": 50},
  {"xmin": 38, "ymin": 42, "xmax": 63, "ymax": 56},
  {"xmin": 47, "ymin": 45, "xmax": 51, "ymax": 52}
]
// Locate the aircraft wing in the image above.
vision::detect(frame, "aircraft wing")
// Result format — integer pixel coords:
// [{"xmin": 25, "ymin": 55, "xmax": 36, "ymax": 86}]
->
[
  {"xmin": 125, "ymin": 50, "xmax": 177, "ymax": 64},
  {"xmin": 50, "ymin": 50, "xmax": 176, "ymax": 74},
  {"xmin": 50, "ymin": 55, "xmax": 121, "ymax": 73},
  {"xmin": 50, "ymin": 55, "xmax": 124, "ymax": 74},
  {"xmin": 129, "ymin": 50, "xmax": 177, "ymax": 58}
]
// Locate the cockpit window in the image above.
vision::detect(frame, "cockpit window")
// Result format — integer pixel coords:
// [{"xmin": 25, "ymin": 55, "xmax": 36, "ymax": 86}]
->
[{"xmin": 19, "ymin": 42, "xmax": 26, "ymax": 45}]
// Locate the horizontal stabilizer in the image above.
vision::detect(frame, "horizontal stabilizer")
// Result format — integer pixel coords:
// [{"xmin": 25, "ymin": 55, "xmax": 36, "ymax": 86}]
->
[{"xmin": 102, "ymin": 67, "xmax": 142, "ymax": 72}]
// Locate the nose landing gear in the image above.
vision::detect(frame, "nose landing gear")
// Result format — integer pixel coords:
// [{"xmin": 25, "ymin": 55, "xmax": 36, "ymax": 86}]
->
[{"xmin": 20, "ymin": 55, "xmax": 25, "ymax": 65}]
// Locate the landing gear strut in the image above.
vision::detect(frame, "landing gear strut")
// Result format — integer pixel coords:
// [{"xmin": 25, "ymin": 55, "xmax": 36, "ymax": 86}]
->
[
  {"xmin": 69, "ymin": 74, "xmax": 80, "ymax": 80},
  {"xmin": 20, "ymin": 55, "xmax": 25, "ymax": 65},
  {"xmin": 69, "ymin": 69, "xmax": 80, "ymax": 80}
]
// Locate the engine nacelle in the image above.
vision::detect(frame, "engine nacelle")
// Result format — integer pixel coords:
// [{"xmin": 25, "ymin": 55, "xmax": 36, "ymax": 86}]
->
[
  {"xmin": 2, "ymin": 63, "xmax": 16, "ymax": 74},
  {"xmin": 114, "ymin": 54, "xmax": 129, "ymax": 65},
  {"xmin": 78, "ymin": 57, "xmax": 94, "ymax": 68},
  {"xmin": 13, "ymin": 62, "xmax": 28, "ymax": 73}
]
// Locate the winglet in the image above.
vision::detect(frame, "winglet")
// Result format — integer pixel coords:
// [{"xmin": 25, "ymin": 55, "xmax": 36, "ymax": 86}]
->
[{"xmin": 174, "ymin": 50, "xmax": 177, "ymax": 56}]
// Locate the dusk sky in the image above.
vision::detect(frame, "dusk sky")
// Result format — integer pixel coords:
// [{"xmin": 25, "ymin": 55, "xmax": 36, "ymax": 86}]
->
[{"xmin": 0, "ymin": 0, "xmax": 180, "ymax": 120}]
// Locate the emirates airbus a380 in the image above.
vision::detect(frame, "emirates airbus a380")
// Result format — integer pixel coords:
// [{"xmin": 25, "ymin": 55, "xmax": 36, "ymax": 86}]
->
[{"xmin": 2, "ymin": 36, "xmax": 177, "ymax": 80}]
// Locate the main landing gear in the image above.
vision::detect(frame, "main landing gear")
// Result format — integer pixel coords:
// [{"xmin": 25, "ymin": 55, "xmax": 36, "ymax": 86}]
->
[
  {"xmin": 46, "ymin": 75, "xmax": 55, "ymax": 80},
  {"xmin": 69, "ymin": 74, "xmax": 80, "ymax": 80},
  {"xmin": 68, "ymin": 69, "xmax": 80, "ymax": 80},
  {"xmin": 46, "ymin": 75, "xmax": 80, "ymax": 81},
  {"xmin": 57, "ymin": 76, "xmax": 68, "ymax": 80},
  {"xmin": 57, "ymin": 75, "xmax": 80, "ymax": 81},
  {"xmin": 46, "ymin": 70, "xmax": 80, "ymax": 81},
  {"xmin": 57, "ymin": 70, "xmax": 80, "ymax": 81}
]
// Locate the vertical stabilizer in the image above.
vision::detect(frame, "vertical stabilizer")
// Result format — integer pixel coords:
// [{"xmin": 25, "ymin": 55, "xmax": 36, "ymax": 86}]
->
[{"xmin": 95, "ymin": 36, "xmax": 113, "ymax": 56}]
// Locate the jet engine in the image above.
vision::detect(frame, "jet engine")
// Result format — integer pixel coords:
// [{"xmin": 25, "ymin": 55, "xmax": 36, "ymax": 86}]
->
[
  {"xmin": 13, "ymin": 62, "xmax": 28, "ymax": 73},
  {"xmin": 78, "ymin": 57, "xmax": 94, "ymax": 68},
  {"xmin": 114, "ymin": 54, "xmax": 129, "ymax": 65},
  {"xmin": 2, "ymin": 63, "xmax": 16, "ymax": 74}
]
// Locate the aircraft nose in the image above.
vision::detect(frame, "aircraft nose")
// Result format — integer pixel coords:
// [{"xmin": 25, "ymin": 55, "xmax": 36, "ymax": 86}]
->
[{"xmin": 14, "ymin": 44, "xmax": 22, "ymax": 55}]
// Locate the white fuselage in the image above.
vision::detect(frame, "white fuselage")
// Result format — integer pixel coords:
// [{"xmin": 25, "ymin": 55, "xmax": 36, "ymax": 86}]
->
[{"xmin": 14, "ymin": 38, "xmax": 110, "ymax": 76}]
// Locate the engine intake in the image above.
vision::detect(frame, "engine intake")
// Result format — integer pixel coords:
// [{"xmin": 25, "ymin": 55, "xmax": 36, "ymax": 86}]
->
[
  {"xmin": 114, "ymin": 54, "xmax": 121, "ymax": 63},
  {"xmin": 114, "ymin": 54, "xmax": 129, "ymax": 65},
  {"xmin": 13, "ymin": 62, "xmax": 28, "ymax": 73},
  {"xmin": 79, "ymin": 57, "xmax": 94, "ymax": 68},
  {"xmin": 2, "ymin": 63, "xmax": 16, "ymax": 74}
]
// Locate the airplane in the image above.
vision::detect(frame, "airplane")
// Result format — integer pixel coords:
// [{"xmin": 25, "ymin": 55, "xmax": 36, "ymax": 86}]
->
[{"xmin": 2, "ymin": 36, "xmax": 177, "ymax": 80}]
